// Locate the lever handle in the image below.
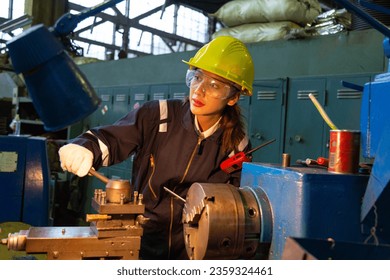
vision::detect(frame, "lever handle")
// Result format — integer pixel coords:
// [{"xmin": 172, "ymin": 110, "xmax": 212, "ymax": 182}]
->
[{"xmin": 89, "ymin": 168, "xmax": 109, "ymax": 184}]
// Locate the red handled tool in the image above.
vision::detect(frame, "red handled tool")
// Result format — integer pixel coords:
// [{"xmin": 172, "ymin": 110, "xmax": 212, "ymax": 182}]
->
[
  {"xmin": 317, "ymin": 157, "xmax": 329, "ymax": 167},
  {"xmin": 220, "ymin": 138, "xmax": 276, "ymax": 174}
]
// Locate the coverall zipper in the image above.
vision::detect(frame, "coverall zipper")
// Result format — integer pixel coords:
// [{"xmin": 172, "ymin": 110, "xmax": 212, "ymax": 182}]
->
[
  {"xmin": 148, "ymin": 154, "xmax": 157, "ymax": 199},
  {"xmin": 168, "ymin": 136, "xmax": 203, "ymax": 258}
]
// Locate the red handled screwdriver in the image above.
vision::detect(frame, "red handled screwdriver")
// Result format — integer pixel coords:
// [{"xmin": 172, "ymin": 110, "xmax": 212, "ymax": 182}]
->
[{"xmin": 220, "ymin": 138, "xmax": 276, "ymax": 174}]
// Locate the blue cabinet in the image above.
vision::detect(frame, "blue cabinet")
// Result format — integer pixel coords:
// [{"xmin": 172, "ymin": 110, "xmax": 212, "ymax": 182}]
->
[
  {"xmin": 249, "ymin": 79, "xmax": 286, "ymax": 163},
  {"xmin": 282, "ymin": 74, "xmax": 376, "ymax": 165},
  {"xmin": 169, "ymin": 83, "xmax": 188, "ymax": 100},
  {"xmin": 0, "ymin": 136, "xmax": 50, "ymax": 225},
  {"xmin": 284, "ymin": 77, "xmax": 327, "ymax": 164},
  {"xmin": 111, "ymin": 87, "xmax": 130, "ymax": 123},
  {"xmin": 322, "ymin": 74, "xmax": 373, "ymax": 158},
  {"xmin": 150, "ymin": 84, "xmax": 169, "ymax": 101},
  {"xmin": 129, "ymin": 85, "xmax": 149, "ymax": 111}
]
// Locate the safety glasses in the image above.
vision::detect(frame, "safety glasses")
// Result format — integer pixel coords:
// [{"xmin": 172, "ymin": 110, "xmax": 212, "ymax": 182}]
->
[{"xmin": 186, "ymin": 69, "xmax": 238, "ymax": 99}]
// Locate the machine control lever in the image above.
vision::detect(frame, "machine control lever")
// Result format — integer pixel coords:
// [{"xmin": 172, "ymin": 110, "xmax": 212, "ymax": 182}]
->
[{"xmin": 163, "ymin": 187, "xmax": 186, "ymax": 203}]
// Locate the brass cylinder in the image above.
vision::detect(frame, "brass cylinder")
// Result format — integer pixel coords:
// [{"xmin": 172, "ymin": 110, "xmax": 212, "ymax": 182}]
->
[{"xmin": 282, "ymin": 153, "xmax": 291, "ymax": 167}]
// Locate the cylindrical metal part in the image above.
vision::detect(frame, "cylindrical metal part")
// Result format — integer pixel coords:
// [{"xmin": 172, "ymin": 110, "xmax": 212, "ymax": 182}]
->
[
  {"xmin": 101, "ymin": 191, "xmax": 106, "ymax": 205},
  {"xmin": 305, "ymin": 158, "xmax": 318, "ymax": 166},
  {"xmin": 138, "ymin": 194, "xmax": 143, "ymax": 205},
  {"xmin": 105, "ymin": 180, "xmax": 132, "ymax": 204},
  {"xmin": 282, "ymin": 153, "xmax": 291, "ymax": 167},
  {"xmin": 86, "ymin": 214, "xmax": 111, "ymax": 222},
  {"xmin": 183, "ymin": 183, "xmax": 261, "ymax": 260},
  {"xmin": 328, "ymin": 130, "xmax": 360, "ymax": 174},
  {"xmin": 5, "ymin": 230, "xmax": 28, "ymax": 251},
  {"xmin": 133, "ymin": 191, "xmax": 139, "ymax": 204}
]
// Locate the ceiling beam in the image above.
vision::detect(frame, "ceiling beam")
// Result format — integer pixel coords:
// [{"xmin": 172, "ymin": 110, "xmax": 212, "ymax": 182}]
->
[{"xmin": 68, "ymin": 2, "xmax": 204, "ymax": 57}]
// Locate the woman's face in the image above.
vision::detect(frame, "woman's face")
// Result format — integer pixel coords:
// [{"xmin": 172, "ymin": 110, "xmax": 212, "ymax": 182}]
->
[{"xmin": 189, "ymin": 69, "xmax": 239, "ymax": 118}]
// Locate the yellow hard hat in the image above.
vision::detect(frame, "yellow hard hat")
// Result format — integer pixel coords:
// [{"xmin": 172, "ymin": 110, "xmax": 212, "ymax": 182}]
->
[{"xmin": 183, "ymin": 36, "xmax": 254, "ymax": 96}]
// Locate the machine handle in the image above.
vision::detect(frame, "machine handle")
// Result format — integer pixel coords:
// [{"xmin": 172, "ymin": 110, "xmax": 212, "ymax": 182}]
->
[
  {"xmin": 89, "ymin": 168, "xmax": 110, "ymax": 184},
  {"xmin": 246, "ymin": 138, "xmax": 276, "ymax": 155},
  {"xmin": 86, "ymin": 214, "xmax": 112, "ymax": 222}
]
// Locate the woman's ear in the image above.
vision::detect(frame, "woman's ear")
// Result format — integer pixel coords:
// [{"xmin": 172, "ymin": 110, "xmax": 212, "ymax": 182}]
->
[{"xmin": 227, "ymin": 92, "xmax": 240, "ymax": 106}]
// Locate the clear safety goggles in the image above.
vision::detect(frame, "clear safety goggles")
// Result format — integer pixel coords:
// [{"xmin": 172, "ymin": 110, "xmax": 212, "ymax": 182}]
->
[{"xmin": 186, "ymin": 69, "xmax": 238, "ymax": 99}]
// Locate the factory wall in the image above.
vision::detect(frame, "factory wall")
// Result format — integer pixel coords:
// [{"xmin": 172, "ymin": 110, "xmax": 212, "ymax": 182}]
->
[{"xmin": 72, "ymin": 29, "xmax": 387, "ymax": 197}]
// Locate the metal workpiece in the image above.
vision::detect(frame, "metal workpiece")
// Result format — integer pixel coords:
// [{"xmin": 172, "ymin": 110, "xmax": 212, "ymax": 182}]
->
[
  {"xmin": 4, "ymin": 227, "xmax": 140, "ymax": 260},
  {"xmin": 86, "ymin": 214, "xmax": 112, "ymax": 222},
  {"xmin": 1, "ymin": 188, "xmax": 148, "ymax": 260},
  {"xmin": 105, "ymin": 179, "xmax": 132, "ymax": 204},
  {"xmin": 182, "ymin": 182, "xmax": 261, "ymax": 260},
  {"xmin": 3, "ymin": 230, "xmax": 28, "ymax": 251},
  {"xmin": 90, "ymin": 169, "xmax": 133, "ymax": 204},
  {"xmin": 282, "ymin": 153, "xmax": 291, "ymax": 167}
]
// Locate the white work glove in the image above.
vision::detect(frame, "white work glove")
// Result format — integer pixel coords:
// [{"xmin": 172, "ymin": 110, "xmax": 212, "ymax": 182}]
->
[{"xmin": 58, "ymin": 143, "xmax": 94, "ymax": 177}]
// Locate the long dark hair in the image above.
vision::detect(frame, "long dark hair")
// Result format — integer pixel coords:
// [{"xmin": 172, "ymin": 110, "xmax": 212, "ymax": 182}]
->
[{"xmin": 220, "ymin": 97, "xmax": 246, "ymax": 154}]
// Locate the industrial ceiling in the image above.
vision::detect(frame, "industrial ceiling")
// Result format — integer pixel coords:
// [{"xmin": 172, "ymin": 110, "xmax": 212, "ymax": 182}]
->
[
  {"xmin": 65, "ymin": 0, "xmax": 343, "ymax": 59},
  {"xmin": 0, "ymin": 0, "xmax": 361, "ymax": 60}
]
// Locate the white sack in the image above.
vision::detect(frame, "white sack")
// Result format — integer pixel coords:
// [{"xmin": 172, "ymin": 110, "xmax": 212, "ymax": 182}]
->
[
  {"xmin": 212, "ymin": 21, "xmax": 302, "ymax": 43},
  {"xmin": 211, "ymin": 0, "xmax": 322, "ymax": 27}
]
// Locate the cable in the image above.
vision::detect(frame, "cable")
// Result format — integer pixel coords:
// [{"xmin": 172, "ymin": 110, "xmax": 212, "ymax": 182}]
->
[{"xmin": 308, "ymin": 93, "xmax": 338, "ymax": 130}]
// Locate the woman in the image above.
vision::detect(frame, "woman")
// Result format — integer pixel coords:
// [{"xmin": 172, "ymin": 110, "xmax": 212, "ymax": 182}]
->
[{"xmin": 59, "ymin": 36, "xmax": 254, "ymax": 259}]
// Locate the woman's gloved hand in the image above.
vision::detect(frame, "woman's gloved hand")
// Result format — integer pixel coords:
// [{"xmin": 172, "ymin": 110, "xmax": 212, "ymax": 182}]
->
[{"xmin": 58, "ymin": 143, "xmax": 94, "ymax": 177}]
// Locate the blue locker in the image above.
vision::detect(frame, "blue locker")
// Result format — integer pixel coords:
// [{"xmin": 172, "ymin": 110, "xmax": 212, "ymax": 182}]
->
[
  {"xmin": 150, "ymin": 84, "xmax": 169, "ymax": 100},
  {"xmin": 112, "ymin": 86, "xmax": 130, "ymax": 123},
  {"xmin": 109, "ymin": 86, "xmax": 132, "ymax": 180},
  {"xmin": 97, "ymin": 88, "xmax": 113, "ymax": 126},
  {"xmin": 323, "ymin": 74, "xmax": 373, "ymax": 157},
  {"xmin": 284, "ymin": 78, "xmax": 327, "ymax": 164},
  {"xmin": 129, "ymin": 85, "xmax": 149, "ymax": 111},
  {"xmin": 169, "ymin": 83, "xmax": 188, "ymax": 101},
  {"xmin": 238, "ymin": 94, "xmax": 250, "ymax": 128},
  {"xmin": 249, "ymin": 79, "xmax": 286, "ymax": 163}
]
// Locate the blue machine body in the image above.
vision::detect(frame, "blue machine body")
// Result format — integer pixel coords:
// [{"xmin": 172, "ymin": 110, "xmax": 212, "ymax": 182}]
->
[
  {"xmin": 246, "ymin": 0, "xmax": 390, "ymax": 259},
  {"xmin": 351, "ymin": 1, "xmax": 390, "ymax": 227},
  {"xmin": 359, "ymin": 48, "xmax": 390, "ymax": 223},
  {"xmin": 5, "ymin": 1, "xmax": 127, "ymax": 132},
  {"xmin": 241, "ymin": 163, "xmax": 374, "ymax": 259},
  {"xmin": 360, "ymin": 121, "xmax": 390, "ymax": 226},
  {"xmin": 360, "ymin": 72, "xmax": 390, "ymax": 159},
  {"xmin": 6, "ymin": 25, "xmax": 100, "ymax": 132},
  {"xmin": 0, "ymin": 135, "xmax": 50, "ymax": 226}
]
